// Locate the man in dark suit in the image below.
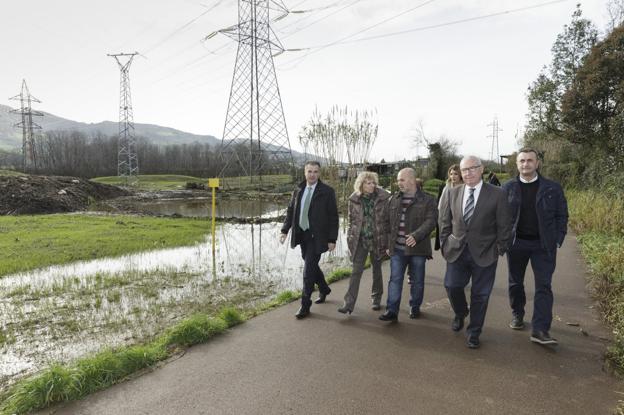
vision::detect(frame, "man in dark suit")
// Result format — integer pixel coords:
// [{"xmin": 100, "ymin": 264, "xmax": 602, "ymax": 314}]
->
[
  {"xmin": 439, "ymin": 155, "xmax": 512, "ymax": 348},
  {"xmin": 280, "ymin": 161, "xmax": 339, "ymax": 319},
  {"xmin": 503, "ymin": 147, "xmax": 568, "ymax": 345}
]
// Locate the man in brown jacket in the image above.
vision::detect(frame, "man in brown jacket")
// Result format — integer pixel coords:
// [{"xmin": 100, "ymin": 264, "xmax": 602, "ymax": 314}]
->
[{"xmin": 379, "ymin": 168, "xmax": 438, "ymax": 322}]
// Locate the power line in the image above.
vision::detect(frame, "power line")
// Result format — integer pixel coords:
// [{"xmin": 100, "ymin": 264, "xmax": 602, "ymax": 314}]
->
[{"xmin": 281, "ymin": 0, "xmax": 570, "ymax": 67}]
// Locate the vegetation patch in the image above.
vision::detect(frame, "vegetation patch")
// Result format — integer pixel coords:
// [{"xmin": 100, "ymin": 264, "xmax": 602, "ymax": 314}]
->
[
  {"xmin": 0, "ymin": 266, "xmax": 351, "ymax": 415},
  {"xmin": 0, "ymin": 213, "xmax": 214, "ymax": 277},
  {"xmin": 568, "ymin": 190, "xmax": 624, "ymax": 376}
]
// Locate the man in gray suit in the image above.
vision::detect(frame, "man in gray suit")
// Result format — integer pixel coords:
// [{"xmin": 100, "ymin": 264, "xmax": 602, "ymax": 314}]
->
[{"xmin": 438, "ymin": 155, "xmax": 512, "ymax": 349}]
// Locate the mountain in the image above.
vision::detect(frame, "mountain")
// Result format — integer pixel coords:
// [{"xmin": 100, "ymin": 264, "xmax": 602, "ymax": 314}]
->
[{"xmin": 0, "ymin": 104, "xmax": 220, "ymax": 149}]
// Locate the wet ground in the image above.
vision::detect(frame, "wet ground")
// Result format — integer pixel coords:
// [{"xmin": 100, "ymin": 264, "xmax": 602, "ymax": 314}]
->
[{"xmin": 0, "ymin": 206, "xmax": 349, "ymax": 392}]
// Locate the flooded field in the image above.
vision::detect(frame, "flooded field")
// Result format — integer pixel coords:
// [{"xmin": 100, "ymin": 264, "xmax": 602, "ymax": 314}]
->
[
  {"xmin": 0, "ymin": 200, "xmax": 350, "ymax": 391},
  {"xmin": 131, "ymin": 197, "xmax": 284, "ymax": 218}
]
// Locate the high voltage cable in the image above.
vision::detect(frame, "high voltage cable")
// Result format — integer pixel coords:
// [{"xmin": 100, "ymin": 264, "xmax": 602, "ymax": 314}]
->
[
  {"xmin": 143, "ymin": 0, "xmax": 224, "ymax": 56},
  {"xmin": 278, "ymin": 0, "xmax": 366, "ymax": 37},
  {"xmin": 278, "ymin": 0, "xmax": 571, "ymax": 69},
  {"xmin": 278, "ymin": 0, "xmax": 437, "ymax": 67}
]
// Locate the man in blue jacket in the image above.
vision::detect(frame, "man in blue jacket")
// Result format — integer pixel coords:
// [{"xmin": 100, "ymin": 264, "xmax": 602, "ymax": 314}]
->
[{"xmin": 503, "ymin": 147, "xmax": 568, "ymax": 345}]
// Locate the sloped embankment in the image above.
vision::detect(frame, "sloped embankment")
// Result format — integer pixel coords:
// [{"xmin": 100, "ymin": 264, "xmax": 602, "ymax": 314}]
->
[{"xmin": 0, "ymin": 175, "xmax": 130, "ymax": 215}]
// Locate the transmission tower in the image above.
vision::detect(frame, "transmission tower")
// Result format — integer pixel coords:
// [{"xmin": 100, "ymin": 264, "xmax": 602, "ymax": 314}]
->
[
  {"xmin": 108, "ymin": 52, "xmax": 139, "ymax": 184},
  {"xmin": 487, "ymin": 116, "xmax": 502, "ymax": 165},
  {"xmin": 214, "ymin": 0, "xmax": 294, "ymax": 184},
  {"xmin": 10, "ymin": 80, "xmax": 43, "ymax": 171}
]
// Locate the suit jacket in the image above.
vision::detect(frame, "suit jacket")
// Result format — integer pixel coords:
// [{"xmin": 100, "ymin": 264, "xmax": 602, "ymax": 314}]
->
[
  {"xmin": 281, "ymin": 179, "xmax": 339, "ymax": 254},
  {"xmin": 502, "ymin": 175, "xmax": 568, "ymax": 254},
  {"xmin": 438, "ymin": 182, "xmax": 512, "ymax": 267}
]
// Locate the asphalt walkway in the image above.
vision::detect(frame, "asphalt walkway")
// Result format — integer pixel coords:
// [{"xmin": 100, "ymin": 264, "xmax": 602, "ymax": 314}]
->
[{"xmin": 49, "ymin": 235, "xmax": 622, "ymax": 414}]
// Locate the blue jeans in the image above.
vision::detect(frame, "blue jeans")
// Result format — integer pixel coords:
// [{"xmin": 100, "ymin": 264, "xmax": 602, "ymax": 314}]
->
[{"xmin": 386, "ymin": 249, "xmax": 426, "ymax": 314}]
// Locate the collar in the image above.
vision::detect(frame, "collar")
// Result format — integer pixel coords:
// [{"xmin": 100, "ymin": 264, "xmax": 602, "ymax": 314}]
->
[
  {"xmin": 519, "ymin": 174, "xmax": 539, "ymax": 184},
  {"xmin": 465, "ymin": 180, "xmax": 483, "ymax": 192}
]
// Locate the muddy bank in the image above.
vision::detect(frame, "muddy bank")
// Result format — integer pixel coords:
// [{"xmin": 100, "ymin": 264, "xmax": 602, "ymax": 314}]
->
[{"xmin": 0, "ymin": 175, "xmax": 130, "ymax": 215}]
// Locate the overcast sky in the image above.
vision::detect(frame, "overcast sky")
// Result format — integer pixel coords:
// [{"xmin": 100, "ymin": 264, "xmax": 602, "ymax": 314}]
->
[{"xmin": 0, "ymin": 0, "xmax": 614, "ymax": 162}]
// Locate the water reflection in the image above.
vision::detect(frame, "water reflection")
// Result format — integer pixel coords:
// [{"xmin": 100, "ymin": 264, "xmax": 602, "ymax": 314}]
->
[
  {"xmin": 0, "ymin": 221, "xmax": 349, "ymax": 384},
  {"xmin": 0, "ymin": 221, "xmax": 348, "ymax": 293},
  {"xmin": 127, "ymin": 198, "xmax": 285, "ymax": 218}
]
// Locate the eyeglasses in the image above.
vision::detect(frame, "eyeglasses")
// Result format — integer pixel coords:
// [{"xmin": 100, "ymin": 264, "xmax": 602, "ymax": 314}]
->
[{"xmin": 460, "ymin": 165, "xmax": 481, "ymax": 174}]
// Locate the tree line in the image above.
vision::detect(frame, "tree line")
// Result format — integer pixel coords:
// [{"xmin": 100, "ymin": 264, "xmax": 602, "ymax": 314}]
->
[
  {"xmin": 523, "ymin": 3, "xmax": 624, "ymax": 190},
  {"xmin": 0, "ymin": 131, "xmax": 230, "ymax": 178}
]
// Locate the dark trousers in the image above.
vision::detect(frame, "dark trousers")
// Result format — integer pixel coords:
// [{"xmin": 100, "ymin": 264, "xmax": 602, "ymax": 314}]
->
[
  {"xmin": 507, "ymin": 238, "xmax": 556, "ymax": 332},
  {"xmin": 444, "ymin": 247, "xmax": 497, "ymax": 338},
  {"xmin": 300, "ymin": 231, "xmax": 330, "ymax": 309}
]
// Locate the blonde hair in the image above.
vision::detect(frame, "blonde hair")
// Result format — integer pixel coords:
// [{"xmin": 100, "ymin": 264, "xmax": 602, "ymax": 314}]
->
[
  {"xmin": 446, "ymin": 164, "xmax": 463, "ymax": 185},
  {"xmin": 353, "ymin": 171, "xmax": 379, "ymax": 194}
]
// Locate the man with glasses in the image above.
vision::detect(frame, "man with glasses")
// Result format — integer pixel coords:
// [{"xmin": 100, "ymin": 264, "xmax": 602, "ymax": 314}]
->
[
  {"xmin": 503, "ymin": 148, "xmax": 568, "ymax": 345},
  {"xmin": 438, "ymin": 156, "xmax": 512, "ymax": 348},
  {"xmin": 280, "ymin": 161, "xmax": 339, "ymax": 319}
]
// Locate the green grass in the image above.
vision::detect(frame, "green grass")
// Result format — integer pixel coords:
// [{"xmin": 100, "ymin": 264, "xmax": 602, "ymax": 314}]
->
[
  {"xmin": 0, "ymin": 265, "xmax": 353, "ymax": 414},
  {"xmin": 92, "ymin": 174, "xmax": 203, "ymax": 190},
  {"xmin": 0, "ymin": 308, "xmax": 243, "ymax": 415},
  {"xmin": 0, "ymin": 214, "xmax": 214, "ymax": 277},
  {"xmin": 567, "ymin": 189, "xmax": 624, "ymax": 379},
  {"xmin": 0, "ymin": 169, "xmax": 25, "ymax": 176},
  {"xmin": 92, "ymin": 174, "xmax": 293, "ymax": 192}
]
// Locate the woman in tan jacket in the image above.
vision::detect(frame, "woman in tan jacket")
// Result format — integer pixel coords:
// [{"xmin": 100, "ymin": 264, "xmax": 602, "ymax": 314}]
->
[{"xmin": 339, "ymin": 171, "xmax": 390, "ymax": 314}]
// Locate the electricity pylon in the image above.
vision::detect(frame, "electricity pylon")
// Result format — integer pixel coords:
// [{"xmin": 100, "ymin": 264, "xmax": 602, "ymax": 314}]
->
[
  {"xmin": 212, "ymin": 0, "xmax": 294, "ymax": 185},
  {"xmin": 10, "ymin": 80, "xmax": 43, "ymax": 171},
  {"xmin": 108, "ymin": 52, "xmax": 139, "ymax": 184},
  {"xmin": 487, "ymin": 117, "xmax": 502, "ymax": 165}
]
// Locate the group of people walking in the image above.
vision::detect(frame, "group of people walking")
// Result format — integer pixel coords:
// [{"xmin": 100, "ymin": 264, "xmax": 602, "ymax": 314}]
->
[{"xmin": 279, "ymin": 147, "xmax": 568, "ymax": 349}]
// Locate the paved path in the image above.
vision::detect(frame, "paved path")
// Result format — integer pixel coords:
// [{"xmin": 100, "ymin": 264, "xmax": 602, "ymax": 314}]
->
[{"xmin": 49, "ymin": 236, "xmax": 622, "ymax": 414}]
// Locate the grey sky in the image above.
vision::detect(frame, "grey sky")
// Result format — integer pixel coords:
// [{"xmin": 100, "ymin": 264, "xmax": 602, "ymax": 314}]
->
[{"xmin": 0, "ymin": 0, "xmax": 613, "ymax": 162}]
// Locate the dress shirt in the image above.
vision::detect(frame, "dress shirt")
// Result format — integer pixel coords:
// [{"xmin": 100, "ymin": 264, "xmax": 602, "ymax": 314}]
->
[{"xmin": 462, "ymin": 180, "xmax": 483, "ymax": 216}]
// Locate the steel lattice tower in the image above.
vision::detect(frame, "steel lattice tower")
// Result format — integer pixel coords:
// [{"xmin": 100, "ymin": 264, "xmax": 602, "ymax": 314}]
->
[
  {"xmin": 488, "ymin": 117, "xmax": 502, "ymax": 163},
  {"xmin": 217, "ymin": 0, "xmax": 294, "ymax": 182},
  {"xmin": 108, "ymin": 52, "xmax": 139, "ymax": 183},
  {"xmin": 10, "ymin": 80, "xmax": 43, "ymax": 171}
]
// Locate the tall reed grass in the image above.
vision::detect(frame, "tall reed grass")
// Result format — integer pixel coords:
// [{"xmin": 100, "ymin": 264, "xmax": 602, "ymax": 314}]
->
[{"xmin": 568, "ymin": 189, "xmax": 624, "ymax": 375}]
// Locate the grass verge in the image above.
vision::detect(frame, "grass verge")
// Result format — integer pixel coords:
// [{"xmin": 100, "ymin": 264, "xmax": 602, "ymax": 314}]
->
[
  {"xmin": 0, "ymin": 214, "xmax": 214, "ymax": 277},
  {"xmin": 0, "ymin": 268, "xmax": 352, "ymax": 414},
  {"xmin": 567, "ymin": 189, "xmax": 624, "ymax": 378}
]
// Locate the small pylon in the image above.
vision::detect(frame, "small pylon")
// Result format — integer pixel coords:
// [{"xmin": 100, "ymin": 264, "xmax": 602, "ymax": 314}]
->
[{"xmin": 9, "ymin": 80, "xmax": 43, "ymax": 171}]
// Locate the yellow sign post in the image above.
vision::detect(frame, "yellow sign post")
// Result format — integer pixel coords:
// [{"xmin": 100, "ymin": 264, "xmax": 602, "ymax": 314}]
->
[{"xmin": 208, "ymin": 178, "xmax": 219, "ymax": 278}]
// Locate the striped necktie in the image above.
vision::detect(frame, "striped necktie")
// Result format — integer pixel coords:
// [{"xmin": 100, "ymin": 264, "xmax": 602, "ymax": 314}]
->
[{"xmin": 463, "ymin": 187, "xmax": 475, "ymax": 224}]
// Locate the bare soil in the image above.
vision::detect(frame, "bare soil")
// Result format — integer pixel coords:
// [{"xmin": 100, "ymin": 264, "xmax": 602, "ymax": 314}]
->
[{"xmin": 0, "ymin": 175, "xmax": 130, "ymax": 215}]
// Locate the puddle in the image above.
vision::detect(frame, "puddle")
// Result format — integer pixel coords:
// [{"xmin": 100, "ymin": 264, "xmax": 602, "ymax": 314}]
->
[
  {"xmin": 112, "ymin": 197, "xmax": 286, "ymax": 218},
  {"xmin": 0, "ymin": 221, "xmax": 349, "ymax": 388}
]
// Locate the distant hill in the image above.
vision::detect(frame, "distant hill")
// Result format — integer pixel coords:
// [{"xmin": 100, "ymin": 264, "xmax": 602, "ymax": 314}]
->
[{"xmin": 0, "ymin": 104, "xmax": 220, "ymax": 149}]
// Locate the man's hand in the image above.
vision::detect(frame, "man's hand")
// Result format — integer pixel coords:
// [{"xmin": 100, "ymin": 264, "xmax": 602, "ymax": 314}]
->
[
  {"xmin": 386, "ymin": 249, "xmax": 390, "ymax": 256},
  {"xmin": 328, "ymin": 243, "xmax": 336, "ymax": 251},
  {"xmin": 279, "ymin": 233, "xmax": 287, "ymax": 244},
  {"xmin": 406, "ymin": 235, "xmax": 417, "ymax": 247}
]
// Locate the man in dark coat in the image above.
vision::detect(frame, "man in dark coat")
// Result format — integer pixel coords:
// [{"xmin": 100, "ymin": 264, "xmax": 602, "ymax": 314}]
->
[
  {"xmin": 280, "ymin": 161, "xmax": 339, "ymax": 319},
  {"xmin": 503, "ymin": 147, "xmax": 568, "ymax": 345},
  {"xmin": 439, "ymin": 156, "xmax": 512, "ymax": 349}
]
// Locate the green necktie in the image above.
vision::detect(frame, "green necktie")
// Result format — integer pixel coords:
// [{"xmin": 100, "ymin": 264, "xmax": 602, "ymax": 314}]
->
[{"xmin": 300, "ymin": 187, "xmax": 313, "ymax": 231}]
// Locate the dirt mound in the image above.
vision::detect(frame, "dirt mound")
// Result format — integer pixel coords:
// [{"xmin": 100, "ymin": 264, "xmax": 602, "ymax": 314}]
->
[{"xmin": 0, "ymin": 175, "xmax": 130, "ymax": 215}]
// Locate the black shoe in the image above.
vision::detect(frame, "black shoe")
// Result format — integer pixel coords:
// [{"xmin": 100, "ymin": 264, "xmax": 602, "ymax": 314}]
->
[
  {"xmin": 530, "ymin": 331, "xmax": 558, "ymax": 345},
  {"xmin": 451, "ymin": 315, "xmax": 465, "ymax": 332},
  {"xmin": 509, "ymin": 316, "xmax": 525, "ymax": 330},
  {"xmin": 337, "ymin": 306, "xmax": 352, "ymax": 315},
  {"xmin": 379, "ymin": 311, "xmax": 398, "ymax": 322},
  {"xmin": 371, "ymin": 303, "xmax": 381, "ymax": 311},
  {"xmin": 314, "ymin": 289, "xmax": 331, "ymax": 304},
  {"xmin": 466, "ymin": 336, "xmax": 480, "ymax": 349},
  {"xmin": 295, "ymin": 307, "xmax": 310, "ymax": 319},
  {"xmin": 409, "ymin": 308, "xmax": 421, "ymax": 319}
]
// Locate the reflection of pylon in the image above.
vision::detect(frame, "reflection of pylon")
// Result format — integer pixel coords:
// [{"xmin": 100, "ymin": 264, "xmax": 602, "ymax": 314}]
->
[
  {"xmin": 10, "ymin": 80, "xmax": 43, "ymax": 171},
  {"xmin": 215, "ymin": 0, "xmax": 294, "ymax": 183},
  {"xmin": 487, "ymin": 116, "xmax": 502, "ymax": 163},
  {"xmin": 108, "ymin": 52, "xmax": 139, "ymax": 184}
]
